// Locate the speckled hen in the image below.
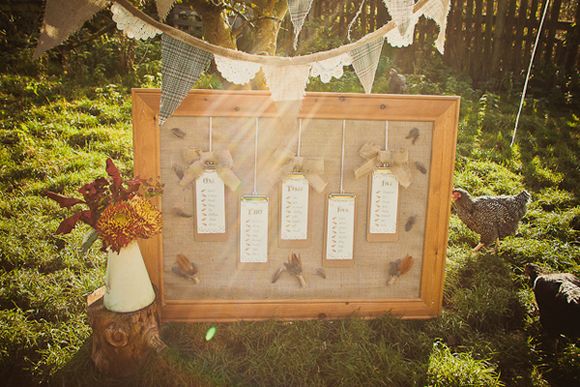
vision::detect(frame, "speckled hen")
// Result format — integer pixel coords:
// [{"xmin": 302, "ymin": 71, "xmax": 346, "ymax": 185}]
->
[{"xmin": 451, "ymin": 188, "xmax": 531, "ymax": 251}]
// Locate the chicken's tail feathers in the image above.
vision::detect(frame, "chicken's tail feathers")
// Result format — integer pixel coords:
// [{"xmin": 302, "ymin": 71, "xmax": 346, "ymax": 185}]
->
[{"xmin": 517, "ymin": 190, "xmax": 531, "ymax": 204}]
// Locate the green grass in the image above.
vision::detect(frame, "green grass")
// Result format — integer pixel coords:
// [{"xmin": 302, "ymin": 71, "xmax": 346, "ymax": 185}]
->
[{"xmin": 1, "ymin": 51, "xmax": 579, "ymax": 386}]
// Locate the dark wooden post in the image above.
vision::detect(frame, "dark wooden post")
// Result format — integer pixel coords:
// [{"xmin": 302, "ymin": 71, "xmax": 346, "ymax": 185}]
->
[{"xmin": 491, "ymin": 0, "xmax": 509, "ymax": 75}]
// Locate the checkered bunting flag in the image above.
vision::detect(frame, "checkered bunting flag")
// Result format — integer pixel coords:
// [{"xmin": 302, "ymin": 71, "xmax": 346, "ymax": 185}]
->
[
  {"xmin": 160, "ymin": 34, "xmax": 213, "ymax": 125},
  {"xmin": 350, "ymin": 37, "xmax": 385, "ymax": 94},
  {"xmin": 288, "ymin": 0, "xmax": 315, "ymax": 50}
]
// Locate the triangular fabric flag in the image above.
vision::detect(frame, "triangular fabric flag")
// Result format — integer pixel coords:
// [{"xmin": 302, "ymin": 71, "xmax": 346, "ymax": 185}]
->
[
  {"xmin": 156, "ymin": 0, "xmax": 177, "ymax": 21},
  {"xmin": 34, "ymin": 0, "xmax": 109, "ymax": 58},
  {"xmin": 310, "ymin": 53, "xmax": 352, "ymax": 83},
  {"xmin": 384, "ymin": 14, "xmax": 417, "ymax": 48},
  {"xmin": 214, "ymin": 55, "xmax": 261, "ymax": 85},
  {"xmin": 350, "ymin": 37, "xmax": 385, "ymax": 94},
  {"xmin": 381, "ymin": 0, "xmax": 415, "ymax": 36},
  {"xmin": 111, "ymin": 3, "xmax": 162, "ymax": 40},
  {"xmin": 262, "ymin": 64, "xmax": 311, "ymax": 101},
  {"xmin": 421, "ymin": 0, "xmax": 451, "ymax": 54},
  {"xmin": 160, "ymin": 34, "xmax": 212, "ymax": 125},
  {"xmin": 288, "ymin": 0, "xmax": 315, "ymax": 50}
]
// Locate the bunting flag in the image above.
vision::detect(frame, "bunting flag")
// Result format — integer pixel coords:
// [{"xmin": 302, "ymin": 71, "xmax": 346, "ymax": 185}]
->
[
  {"xmin": 111, "ymin": 3, "xmax": 162, "ymax": 40},
  {"xmin": 384, "ymin": 14, "xmax": 417, "ymax": 48},
  {"xmin": 160, "ymin": 34, "xmax": 213, "ymax": 125},
  {"xmin": 262, "ymin": 64, "xmax": 312, "ymax": 101},
  {"xmin": 214, "ymin": 55, "xmax": 261, "ymax": 85},
  {"xmin": 34, "ymin": 0, "xmax": 109, "ymax": 58},
  {"xmin": 34, "ymin": 0, "xmax": 453, "ymax": 112},
  {"xmin": 421, "ymin": 0, "xmax": 451, "ymax": 54},
  {"xmin": 383, "ymin": 0, "xmax": 414, "ymax": 47},
  {"xmin": 350, "ymin": 37, "xmax": 385, "ymax": 94},
  {"xmin": 288, "ymin": 0, "xmax": 315, "ymax": 50},
  {"xmin": 155, "ymin": 0, "xmax": 177, "ymax": 21},
  {"xmin": 310, "ymin": 53, "xmax": 353, "ymax": 83}
]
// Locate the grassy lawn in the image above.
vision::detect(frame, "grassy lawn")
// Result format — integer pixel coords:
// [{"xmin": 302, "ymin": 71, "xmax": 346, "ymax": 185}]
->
[{"xmin": 1, "ymin": 43, "xmax": 578, "ymax": 386}]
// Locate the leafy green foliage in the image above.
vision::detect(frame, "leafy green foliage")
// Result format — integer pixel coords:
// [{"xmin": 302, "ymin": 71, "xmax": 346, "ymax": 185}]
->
[{"xmin": 427, "ymin": 342, "xmax": 503, "ymax": 386}]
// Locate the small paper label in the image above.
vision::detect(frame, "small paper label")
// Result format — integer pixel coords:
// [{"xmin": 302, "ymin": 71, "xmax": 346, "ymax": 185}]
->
[
  {"xmin": 369, "ymin": 170, "xmax": 399, "ymax": 234},
  {"xmin": 280, "ymin": 175, "xmax": 309, "ymax": 240},
  {"xmin": 195, "ymin": 170, "xmax": 226, "ymax": 234},
  {"xmin": 325, "ymin": 195, "xmax": 356, "ymax": 260},
  {"xmin": 240, "ymin": 197, "xmax": 269, "ymax": 263}
]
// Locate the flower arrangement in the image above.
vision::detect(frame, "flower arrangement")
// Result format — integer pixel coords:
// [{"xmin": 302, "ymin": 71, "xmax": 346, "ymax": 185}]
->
[{"xmin": 46, "ymin": 158, "xmax": 162, "ymax": 253}]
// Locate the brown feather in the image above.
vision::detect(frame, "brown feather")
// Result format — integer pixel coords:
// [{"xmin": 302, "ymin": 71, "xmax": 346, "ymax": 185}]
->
[
  {"xmin": 174, "ymin": 254, "xmax": 199, "ymax": 283},
  {"xmin": 171, "ymin": 127, "xmax": 186, "ymax": 138},
  {"xmin": 398, "ymin": 255, "xmax": 413, "ymax": 276},
  {"xmin": 271, "ymin": 267, "xmax": 285, "ymax": 284}
]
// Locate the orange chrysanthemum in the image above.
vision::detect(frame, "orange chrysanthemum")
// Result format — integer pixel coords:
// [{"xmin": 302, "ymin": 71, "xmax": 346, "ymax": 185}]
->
[
  {"xmin": 128, "ymin": 196, "xmax": 162, "ymax": 238},
  {"xmin": 96, "ymin": 196, "xmax": 162, "ymax": 253}
]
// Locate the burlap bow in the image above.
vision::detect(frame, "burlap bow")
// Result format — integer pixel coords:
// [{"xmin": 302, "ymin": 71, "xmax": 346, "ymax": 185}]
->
[
  {"xmin": 273, "ymin": 147, "xmax": 327, "ymax": 193},
  {"xmin": 179, "ymin": 147, "xmax": 241, "ymax": 191},
  {"xmin": 354, "ymin": 143, "xmax": 412, "ymax": 188}
]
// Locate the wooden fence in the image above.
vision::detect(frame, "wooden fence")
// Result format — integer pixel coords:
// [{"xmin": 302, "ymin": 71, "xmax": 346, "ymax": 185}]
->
[{"xmin": 285, "ymin": 0, "xmax": 579, "ymax": 84}]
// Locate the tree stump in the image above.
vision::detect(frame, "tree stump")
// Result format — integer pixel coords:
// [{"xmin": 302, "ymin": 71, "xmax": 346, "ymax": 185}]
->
[{"xmin": 87, "ymin": 287, "xmax": 167, "ymax": 377}]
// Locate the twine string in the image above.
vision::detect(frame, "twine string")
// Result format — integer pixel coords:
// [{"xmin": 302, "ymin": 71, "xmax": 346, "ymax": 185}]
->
[
  {"xmin": 297, "ymin": 119, "xmax": 302, "ymax": 157},
  {"xmin": 384, "ymin": 120, "xmax": 389, "ymax": 150},
  {"xmin": 208, "ymin": 116, "xmax": 213, "ymax": 152},
  {"xmin": 340, "ymin": 120, "xmax": 346, "ymax": 193},
  {"xmin": 253, "ymin": 117, "xmax": 259, "ymax": 195}
]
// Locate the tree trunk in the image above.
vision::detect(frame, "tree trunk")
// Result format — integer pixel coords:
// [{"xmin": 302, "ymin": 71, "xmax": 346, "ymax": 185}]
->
[
  {"xmin": 244, "ymin": 0, "xmax": 289, "ymax": 89},
  {"xmin": 87, "ymin": 287, "xmax": 166, "ymax": 377},
  {"xmin": 190, "ymin": 1, "xmax": 237, "ymax": 49}
]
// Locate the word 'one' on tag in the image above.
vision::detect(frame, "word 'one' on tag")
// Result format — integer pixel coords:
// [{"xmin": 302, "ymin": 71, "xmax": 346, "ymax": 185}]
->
[
  {"xmin": 239, "ymin": 195, "xmax": 269, "ymax": 263},
  {"xmin": 369, "ymin": 168, "xmax": 399, "ymax": 235},
  {"xmin": 280, "ymin": 174, "xmax": 309, "ymax": 241},
  {"xmin": 324, "ymin": 193, "xmax": 356, "ymax": 264},
  {"xmin": 195, "ymin": 169, "xmax": 226, "ymax": 235}
]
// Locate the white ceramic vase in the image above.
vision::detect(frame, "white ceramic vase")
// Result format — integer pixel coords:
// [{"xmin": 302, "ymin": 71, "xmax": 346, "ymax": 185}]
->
[{"xmin": 103, "ymin": 241, "xmax": 156, "ymax": 313}]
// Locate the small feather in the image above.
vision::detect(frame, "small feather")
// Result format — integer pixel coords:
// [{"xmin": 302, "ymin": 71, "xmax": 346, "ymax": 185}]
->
[
  {"xmin": 271, "ymin": 267, "xmax": 285, "ymax": 284},
  {"xmin": 405, "ymin": 127, "xmax": 420, "ymax": 144},
  {"xmin": 172, "ymin": 206, "xmax": 193, "ymax": 218},
  {"xmin": 174, "ymin": 254, "xmax": 199, "ymax": 283},
  {"xmin": 388, "ymin": 260, "xmax": 400, "ymax": 276},
  {"xmin": 315, "ymin": 268, "xmax": 327, "ymax": 279},
  {"xmin": 171, "ymin": 127, "xmax": 186, "ymax": 138},
  {"xmin": 415, "ymin": 161, "xmax": 427, "ymax": 174},
  {"xmin": 172, "ymin": 164, "xmax": 184, "ymax": 180},
  {"xmin": 398, "ymin": 255, "xmax": 414, "ymax": 275},
  {"xmin": 405, "ymin": 216, "xmax": 416, "ymax": 232}
]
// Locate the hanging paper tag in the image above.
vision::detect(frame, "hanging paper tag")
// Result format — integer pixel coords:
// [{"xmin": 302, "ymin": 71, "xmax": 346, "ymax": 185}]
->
[
  {"xmin": 324, "ymin": 193, "xmax": 356, "ymax": 262},
  {"xmin": 369, "ymin": 169, "xmax": 399, "ymax": 234},
  {"xmin": 239, "ymin": 195, "xmax": 269, "ymax": 263},
  {"xmin": 280, "ymin": 174, "xmax": 309, "ymax": 241},
  {"xmin": 195, "ymin": 170, "xmax": 226, "ymax": 234}
]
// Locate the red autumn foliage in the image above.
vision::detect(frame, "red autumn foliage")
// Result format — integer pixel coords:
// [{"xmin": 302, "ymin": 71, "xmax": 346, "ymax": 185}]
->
[{"xmin": 46, "ymin": 158, "xmax": 163, "ymax": 248}]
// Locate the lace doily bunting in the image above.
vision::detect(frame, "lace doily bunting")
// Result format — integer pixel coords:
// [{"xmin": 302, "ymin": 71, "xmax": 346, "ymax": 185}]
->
[
  {"xmin": 421, "ymin": 0, "xmax": 451, "ymax": 54},
  {"xmin": 214, "ymin": 55, "xmax": 261, "ymax": 85},
  {"xmin": 310, "ymin": 53, "xmax": 353, "ymax": 83},
  {"xmin": 111, "ymin": 2, "xmax": 162, "ymax": 41}
]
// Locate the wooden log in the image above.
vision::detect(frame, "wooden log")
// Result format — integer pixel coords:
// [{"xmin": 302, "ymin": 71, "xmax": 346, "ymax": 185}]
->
[{"xmin": 87, "ymin": 287, "xmax": 167, "ymax": 377}]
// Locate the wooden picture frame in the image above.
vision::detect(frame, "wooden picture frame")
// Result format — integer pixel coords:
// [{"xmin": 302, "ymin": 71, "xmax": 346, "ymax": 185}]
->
[{"xmin": 132, "ymin": 89, "xmax": 459, "ymax": 322}]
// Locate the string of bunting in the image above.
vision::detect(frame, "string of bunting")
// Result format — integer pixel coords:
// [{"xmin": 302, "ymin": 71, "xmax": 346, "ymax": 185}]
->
[{"xmin": 34, "ymin": 0, "xmax": 451, "ymax": 124}]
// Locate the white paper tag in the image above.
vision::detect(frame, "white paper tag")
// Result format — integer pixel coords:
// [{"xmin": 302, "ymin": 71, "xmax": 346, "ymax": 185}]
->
[
  {"xmin": 195, "ymin": 170, "xmax": 226, "ymax": 234},
  {"xmin": 240, "ymin": 196, "xmax": 269, "ymax": 263},
  {"xmin": 369, "ymin": 170, "xmax": 399, "ymax": 234},
  {"xmin": 325, "ymin": 194, "xmax": 356, "ymax": 260},
  {"xmin": 280, "ymin": 174, "xmax": 309, "ymax": 240}
]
